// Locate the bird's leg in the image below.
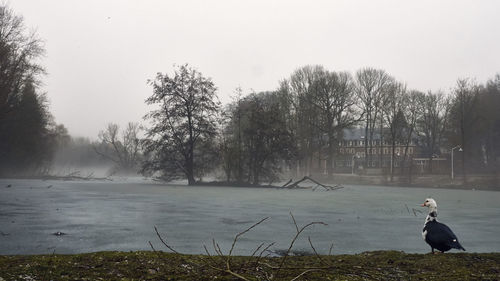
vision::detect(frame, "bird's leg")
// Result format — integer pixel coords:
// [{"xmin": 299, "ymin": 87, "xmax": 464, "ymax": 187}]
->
[{"xmin": 431, "ymin": 248, "xmax": 435, "ymax": 254}]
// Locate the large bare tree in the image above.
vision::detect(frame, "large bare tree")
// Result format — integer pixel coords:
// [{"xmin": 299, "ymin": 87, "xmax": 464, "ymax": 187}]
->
[
  {"xmin": 416, "ymin": 91, "xmax": 451, "ymax": 173},
  {"xmin": 449, "ymin": 78, "xmax": 480, "ymax": 180},
  {"xmin": 311, "ymin": 70, "xmax": 358, "ymax": 177},
  {"xmin": 382, "ymin": 81, "xmax": 407, "ymax": 180},
  {"xmin": 143, "ymin": 64, "xmax": 220, "ymax": 185},
  {"xmin": 282, "ymin": 65, "xmax": 323, "ymax": 176},
  {"xmin": 355, "ymin": 68, "xmax": 391, "ymax": 168}
]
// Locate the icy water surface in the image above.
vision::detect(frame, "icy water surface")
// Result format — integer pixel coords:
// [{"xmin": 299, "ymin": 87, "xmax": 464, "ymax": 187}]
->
[{"xmin": 0, "ymin": 178, "xmax": 499, "ymax": 255}]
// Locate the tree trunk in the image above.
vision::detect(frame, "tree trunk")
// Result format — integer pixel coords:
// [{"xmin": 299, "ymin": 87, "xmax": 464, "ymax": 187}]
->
[
  {"xmin": 186, "ymin": 151, "xmax": 195, "ymax": 185},
  {"xmin": 391, "ymin": 140, "xmax": 395, "ymax": 182},
  {"xmin": 364, "ymin": 121, "xmax": 369, "ymax": 168},
  {"xmin": 327, "ymin": 131, "xmax": 335, "ymax": 178}
]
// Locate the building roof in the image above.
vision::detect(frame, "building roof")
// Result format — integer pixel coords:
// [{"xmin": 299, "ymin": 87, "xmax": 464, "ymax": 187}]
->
[{"xmin": 342, "ymin": 128, "xmax": 383, "ymax": 140}]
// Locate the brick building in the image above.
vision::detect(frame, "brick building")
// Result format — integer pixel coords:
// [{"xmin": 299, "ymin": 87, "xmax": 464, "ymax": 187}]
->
[{"xmin": 334, "ymin": 128, "xmax": 417, "ymax": 174}]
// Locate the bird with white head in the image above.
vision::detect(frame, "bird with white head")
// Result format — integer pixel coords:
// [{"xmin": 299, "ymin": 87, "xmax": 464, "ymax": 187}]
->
[{"xmin": 421, "ymin": 198, "xmax": 465, "ymax": 253}]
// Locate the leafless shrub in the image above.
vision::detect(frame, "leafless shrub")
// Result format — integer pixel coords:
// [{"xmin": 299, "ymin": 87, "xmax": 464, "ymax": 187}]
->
[{"xmin": 150, "ymin": 214, "xmax": 334, "ymax": 280}]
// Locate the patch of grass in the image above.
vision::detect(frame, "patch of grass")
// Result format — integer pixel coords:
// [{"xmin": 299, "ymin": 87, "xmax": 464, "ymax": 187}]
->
[{"xmin": 1, "ymin": 251, "xmax": 499, "ymax": 280}]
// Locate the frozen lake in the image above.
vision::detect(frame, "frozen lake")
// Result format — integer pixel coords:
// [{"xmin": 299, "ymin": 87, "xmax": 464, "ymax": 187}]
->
[{"xmin": 0, "ymin": 178, "xmax": 499, "ymax": 255}]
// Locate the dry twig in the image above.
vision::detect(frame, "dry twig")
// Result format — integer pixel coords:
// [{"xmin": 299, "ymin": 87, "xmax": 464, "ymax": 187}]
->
[
  {"xmin": 276, "ymin": 212, "xmax": 328, "ymax": 276},
  {"xmin": 148, "ymin": 241, "xmax": 157, "ymax": 252},
  {"xmin": 308, "ymin": 236, "xmax": 330, "ymax": 266},
  {"xmin": 154, "ymin": 226, "xmax": 179, "ymax": 253}
]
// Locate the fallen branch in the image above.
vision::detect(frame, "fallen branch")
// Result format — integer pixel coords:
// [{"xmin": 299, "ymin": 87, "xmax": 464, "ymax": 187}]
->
[
  {"xmin": 29, "ymin": 173, "xmax": 113, "ymax": 182},
  {"xmin": 281, "ymin": 176, "xmax": 343, "ymax": 191},
  {"xmin": 282, "ymin": 179, "xmax": 293, "ymax": 188}
]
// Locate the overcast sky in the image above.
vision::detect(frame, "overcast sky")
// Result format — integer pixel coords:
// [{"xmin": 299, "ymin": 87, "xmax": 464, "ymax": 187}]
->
[{"xmin": 9, "ymin": 0, "xmax": 500, "ymax": 138}]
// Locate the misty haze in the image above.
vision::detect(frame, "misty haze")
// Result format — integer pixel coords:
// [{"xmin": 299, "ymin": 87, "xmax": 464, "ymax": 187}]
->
[{"xmin": 1, "ymin": 1, "xmax": 500, "ymax": 280}]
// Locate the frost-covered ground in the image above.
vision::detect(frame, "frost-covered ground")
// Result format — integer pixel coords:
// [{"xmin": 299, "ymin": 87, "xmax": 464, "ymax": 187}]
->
[{"xmin": 0, "ymin": 178, "xmax": 499, "ymax": 255}]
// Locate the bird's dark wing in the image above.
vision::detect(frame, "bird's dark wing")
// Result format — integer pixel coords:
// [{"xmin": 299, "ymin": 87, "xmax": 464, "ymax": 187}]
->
[{"xmin": 426, "ymin": 222, "xmax": 465, "ymax": 251}]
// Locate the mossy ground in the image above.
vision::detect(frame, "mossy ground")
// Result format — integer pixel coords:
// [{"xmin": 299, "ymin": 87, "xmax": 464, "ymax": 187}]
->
[{"xmin": 1, "ymin": 251, "xmax": 499, "ymax": 280}]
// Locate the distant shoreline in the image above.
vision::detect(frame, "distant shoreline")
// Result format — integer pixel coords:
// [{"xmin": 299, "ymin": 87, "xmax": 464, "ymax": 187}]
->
[
  {"xmin": 1, "ymin": 173, "xmax": 499, "ymax": 191},
  {"xmin": 325, "ymin": 173, "xmax": 500, "ymax": 191},
  {"xmin": 193, "ymin": 173, "xmax": 500, "ymax": 191}
]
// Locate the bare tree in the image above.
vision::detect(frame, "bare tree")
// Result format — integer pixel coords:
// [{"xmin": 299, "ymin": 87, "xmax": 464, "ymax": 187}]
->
[
  {"xmin": 0, "ymin": 4, "xmax": 45, "ymax": 120},
  {"xmin": 449, "ymin": 78, "xmax": 480, "ymax": 180},
  {"xmin": 0, "ymin": 5, "xmax": 51, "ymax": 176},
  {"xmin": 285, "ymin": 65, "xmax": 323, "ymax": 176},
  {"xmin": 355, "ymin": 68, "xmax": 391, "ymax": 168},
  {"xmin": 95, "ymin": 122, "xmax": 142, "ymax": 173},
  {"xmin": 416, "ymin": 91, "xmax": 451, "ymax": 173},
  {"xmin": 311, "ymin": 70, "xmax": 358, "ymax": 177},
  {"xmin": 143, "ymin": 64, "xmax": 220, "ymax": 185},
  {"xmin": 382, "ymin": 81, "xmax": 407, "ymax": 181}
]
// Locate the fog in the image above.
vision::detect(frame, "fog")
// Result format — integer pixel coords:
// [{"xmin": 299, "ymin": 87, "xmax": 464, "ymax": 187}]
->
[{"xmin": 9, "ymin": 0, "xmax": 500, "ymax": 138}]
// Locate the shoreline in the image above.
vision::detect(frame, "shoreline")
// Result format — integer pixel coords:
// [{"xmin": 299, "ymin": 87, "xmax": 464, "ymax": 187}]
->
[
  {"xmin": 2, "ymin": 173, "xmax": 499, "ymax": 191},
  {"xmin": 1, "ymin": 250, "xmax": 499, "ymax": 280}
]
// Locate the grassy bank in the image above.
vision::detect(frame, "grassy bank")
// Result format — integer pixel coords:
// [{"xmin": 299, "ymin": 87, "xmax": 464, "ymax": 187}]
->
[{"xmin": 1, "ymin": 251, "xmax": 499, "ymax": 280}]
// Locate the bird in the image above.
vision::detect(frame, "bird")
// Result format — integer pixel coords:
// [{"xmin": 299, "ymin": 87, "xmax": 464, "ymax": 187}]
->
[{"xmin": 421, "ymin": 198, "xmax": 465, "ymax": 253}]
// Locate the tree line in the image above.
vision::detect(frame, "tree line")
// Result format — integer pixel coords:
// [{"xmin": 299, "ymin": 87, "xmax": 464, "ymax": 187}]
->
[
  {"xmin": 1, "ymin": 4, "xmax": 498, "ymax": 183},
  {"xmin": 140, "ymin": 64, "xmax": 499, "ymax": 185},
  {"xmin": 0, "ymin": 5, "xmax": 68, "ymax": 176}
]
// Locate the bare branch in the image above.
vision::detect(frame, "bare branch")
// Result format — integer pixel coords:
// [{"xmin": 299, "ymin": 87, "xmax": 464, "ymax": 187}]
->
[
  {"xmin": 228, "ymin": 217, "xmax": 269, "ymax": 257},
  {"xmin": 282, "ymin": 178, "xmax": 293, "ymax": 187},
  {"xmin": 212, "ymin": 239, "xmax": 223, "ymax": 256},
  {"xmin": 253, "ymin": 242, "xmax": 276, "ymax": 269},
  {"xmin": 308, "ymin": 236, "xmax": 330, "ymax": 266},
  {"xmin": 148, "ymin": 241, "xmax": 157, "ymax": 252},
  {"xmin": 153, "ymin": 226, "xmax": 179, "ymax": 253},
  {"xmin": 276, "ymin": 213, "xmax": 328, "ymax": 276},
  {"xmin": 290, "ymin": 211, "xmax": 299, "ymax": 233}
]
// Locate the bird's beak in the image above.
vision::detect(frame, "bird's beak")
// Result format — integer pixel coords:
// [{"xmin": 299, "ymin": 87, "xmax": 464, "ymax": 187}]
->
[{"xmin": 421, "ymin": 203, "xmax": 426, "ymax": 207}]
